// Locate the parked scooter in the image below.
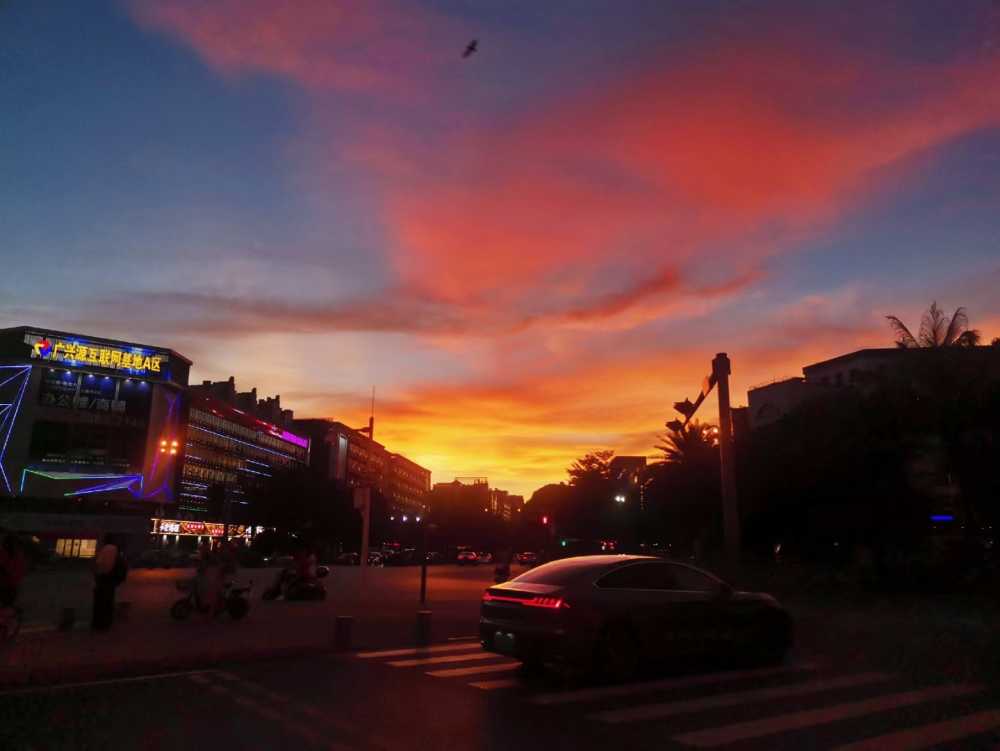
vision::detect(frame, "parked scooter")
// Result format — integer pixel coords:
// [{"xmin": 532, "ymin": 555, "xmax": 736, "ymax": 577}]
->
[
  {"xmin": 171, "ymin": 579, "xmax": 252, "ymax": 620},
  {"xmin": 261, "ymin": 566, "xmax": 329, "ymax": 601}
]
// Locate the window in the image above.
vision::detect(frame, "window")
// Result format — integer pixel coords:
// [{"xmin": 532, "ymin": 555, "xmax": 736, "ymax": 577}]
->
[
  {"xmin": 596, "ymin": 562, "xmax": 678, "ymax": 590},
  {"xmin": 55, "ymin": 538, "xmax": 97, "ymax": 559},
  {"xmin": 513, "ymin": 559, "xmax": 605, "ymax": 585},
  {"xmin": 668, "ymin": 564, "xmax": 722, "ymax": 592}
]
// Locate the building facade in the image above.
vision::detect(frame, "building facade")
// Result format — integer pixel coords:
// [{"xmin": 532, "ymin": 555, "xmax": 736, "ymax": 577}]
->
[
  {"xmin": 293, "ymin": 418, "xmax": 430, "ymax": 518},
  {"xmin": 178, "ymin": 393, "xmax": 310, "ymax": 525},
  {"xmin": 0, "ymin": 326, "xmax": 191, "ymax": 554},
  {"xmin": 387, "ymin": 452, "xmax": 431, "ymax": 517}
]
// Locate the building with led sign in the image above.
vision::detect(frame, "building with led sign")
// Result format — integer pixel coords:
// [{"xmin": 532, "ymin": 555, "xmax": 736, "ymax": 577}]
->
[
  {"xmin": 0, "ymin": 326, "xmax": 191, "ymax": 554},
  {"xmin": 178, "ymin": 393, "xmax": 309, "ymax": 528}
]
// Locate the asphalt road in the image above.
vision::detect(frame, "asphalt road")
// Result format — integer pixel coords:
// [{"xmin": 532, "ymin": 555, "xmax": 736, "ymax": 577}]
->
[{"xmin": 4, "ymin": 564, "xmax": 1000, "ymax": 750}]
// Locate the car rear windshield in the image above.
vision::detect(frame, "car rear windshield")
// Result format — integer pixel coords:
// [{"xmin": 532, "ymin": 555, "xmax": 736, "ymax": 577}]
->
[{"xmin": 512, "ymin": 558, "xmax": 609, "ymax": 585}]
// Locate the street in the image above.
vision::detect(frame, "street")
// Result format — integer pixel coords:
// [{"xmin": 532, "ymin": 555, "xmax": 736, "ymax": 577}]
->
[{"xmin": 4, "ymin": 564, "xmax": 1000, "ymax": 750}]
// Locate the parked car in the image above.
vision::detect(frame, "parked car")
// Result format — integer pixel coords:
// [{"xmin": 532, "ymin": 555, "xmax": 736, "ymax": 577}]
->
[
  {"xmin": 480, "ymin": 555, "xmax": 793, "ymax": 679},
  {"xmin": 457, "ymin": 550, "xmax": 479, "ymax": 566},
  {"xmin": 335, "ymin": 552, "xmax": 360, "ymax": 566},
  {"xmin": 477, "ymin": 552, "xmax": 494, "ymax": 564},
  {"xmin": 425, "ymin": 551, "xmax": 444, "ymax": 564},
  {"xmin": 515, "ymin": 551, "xmax": 538, "ymax": 566}
]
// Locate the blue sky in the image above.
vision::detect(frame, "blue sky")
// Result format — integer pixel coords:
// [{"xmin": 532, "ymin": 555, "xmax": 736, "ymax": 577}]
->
[{"xmin": 2, "ymin": 0, "xmax": 998, "ymax": 493}]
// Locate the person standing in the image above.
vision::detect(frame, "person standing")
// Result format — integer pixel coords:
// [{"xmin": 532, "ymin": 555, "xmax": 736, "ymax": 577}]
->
[
  {"xmin": 92, "ymin": 534, "xmax": 126, "ymax": 630},
  {"xmin": 0, "ymin": 532, "xmax": 27, "ymax": 609}
]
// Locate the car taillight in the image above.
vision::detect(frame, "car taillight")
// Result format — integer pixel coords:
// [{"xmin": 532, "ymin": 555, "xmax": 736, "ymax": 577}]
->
[
  {"xmin": 524, "ymin": 596, "xmax": 570, "ymax": 609},
  {"xmin": 482, "ymin": 591, "xmax": 569, "ymax": 609}
]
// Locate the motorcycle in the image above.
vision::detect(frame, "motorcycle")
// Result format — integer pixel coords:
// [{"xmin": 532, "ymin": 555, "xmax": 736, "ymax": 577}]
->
[
  {"xmin": 171, "ymin": 578, "xmax": 252, "ymax": 621},
  {"xmin": 261, "ymin": 566, "xmax": 329, "ymax": 601}
]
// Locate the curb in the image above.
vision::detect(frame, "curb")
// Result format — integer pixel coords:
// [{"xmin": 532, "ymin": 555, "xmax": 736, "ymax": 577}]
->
[{"xmin": 0, "ymin": 642, "xmax": 339, "ymax": 691}]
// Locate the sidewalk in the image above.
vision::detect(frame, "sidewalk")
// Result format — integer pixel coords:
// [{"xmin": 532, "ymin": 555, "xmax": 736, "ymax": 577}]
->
[{"xmin": 1, "ymin": 566, "xmax": 488, "ymax": 688}]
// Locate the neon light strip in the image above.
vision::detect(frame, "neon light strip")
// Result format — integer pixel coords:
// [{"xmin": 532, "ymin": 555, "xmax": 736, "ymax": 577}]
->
[
  {"xmin": 239, "ymin": 467, "xmax": 271, "ymax": 477},
  {"xmin": 189, "ymin": 424, "xmax": 303, "ymax": 462},
  {"xmin": 0, "ymin": 367, "xmax": 31, "ymax": 494},
  {"xmin": 65, "ymin": 477, "xmax": 141, "ymax": 497},
  {"xmin": 22, "ymin": 469, "xmax": 139, "ymax": 481}
]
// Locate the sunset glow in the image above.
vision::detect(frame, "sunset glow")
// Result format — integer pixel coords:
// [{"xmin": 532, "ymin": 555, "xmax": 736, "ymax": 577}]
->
[{"xmin": 3, "ymin": 1, "xmax": 998, "ymax": 495}]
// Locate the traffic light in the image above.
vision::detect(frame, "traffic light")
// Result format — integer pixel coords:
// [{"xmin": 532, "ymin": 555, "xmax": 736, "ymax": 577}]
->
[
  {"xmin": 673, "ymin": 399, "xmax": 696, "ymax": 418},
  {"xmin": 541, "ymin": 515, "xmax": 549, "ymax": 525}
]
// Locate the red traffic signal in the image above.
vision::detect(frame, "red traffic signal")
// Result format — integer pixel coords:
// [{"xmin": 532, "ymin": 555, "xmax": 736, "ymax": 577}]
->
[{"xmin": 541, "ymin": 515, "xmax": 549, "ymax": 525}]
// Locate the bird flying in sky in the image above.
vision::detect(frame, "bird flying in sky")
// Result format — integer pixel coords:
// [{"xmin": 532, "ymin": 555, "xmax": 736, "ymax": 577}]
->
[{"xmin": 463, "ymin": 39, "xmax": 478, "ymax": 58}]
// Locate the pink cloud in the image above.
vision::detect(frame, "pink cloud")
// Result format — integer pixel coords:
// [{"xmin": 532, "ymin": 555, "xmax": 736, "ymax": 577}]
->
[{"xmin": 128, "ymin": 0, "xmax": 462, "ymax": 93}]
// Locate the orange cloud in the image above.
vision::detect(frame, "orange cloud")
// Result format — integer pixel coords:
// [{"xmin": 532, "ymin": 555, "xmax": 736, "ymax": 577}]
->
[{"xmin": 378, "ymin": 43, "xmax": 1000, "ymax": 326}]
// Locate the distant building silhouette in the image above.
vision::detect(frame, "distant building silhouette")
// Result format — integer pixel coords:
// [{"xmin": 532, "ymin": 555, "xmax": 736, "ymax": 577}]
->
[
  {"xmin": 293, "ymin": 417, "xmax": 429, "ymax": 518},
  {"xmin": 190, "ymin": 376, "xmax": 295, "ymax": 428},
  {"xmin": 747, "ymin": 346, "xmax": 1000, "ymax": 428}
]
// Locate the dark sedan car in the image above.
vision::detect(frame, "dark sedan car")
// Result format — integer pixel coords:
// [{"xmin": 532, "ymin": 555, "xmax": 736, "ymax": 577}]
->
[{"xmin": 480, "ymin": 555, "xmax": 792, "ymax": 679}]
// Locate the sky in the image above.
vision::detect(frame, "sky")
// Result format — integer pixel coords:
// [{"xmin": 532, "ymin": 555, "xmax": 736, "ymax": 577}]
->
[{"xmin": 2, "ymin": 1, "xmax": 999, "ymax": 496}]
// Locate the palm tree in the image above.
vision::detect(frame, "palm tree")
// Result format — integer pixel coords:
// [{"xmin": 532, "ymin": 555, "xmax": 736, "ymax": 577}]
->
[
  {"xmin": 655, "ymin": 420, "xmax": 717, "ymax": 466},
  {"xmin": 886, "ymin": 302, "xmax": 981, "ymax": 348}
]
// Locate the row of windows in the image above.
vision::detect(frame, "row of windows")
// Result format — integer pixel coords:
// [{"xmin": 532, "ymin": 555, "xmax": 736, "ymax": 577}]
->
[
  {"xmin": 190, "ymin": 410, "xmax": 308, "ymax": 462},
  {"xmin": 182, "ymin": 463, "xmax": 235, "ymax": 485},
  {"xmin": 189, "ymin": 425, "xmax": 301, "ymax": 469}
]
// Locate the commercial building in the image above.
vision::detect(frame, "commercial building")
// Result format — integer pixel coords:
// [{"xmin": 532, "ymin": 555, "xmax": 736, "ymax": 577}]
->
[
  {"xmin": 0, "ymin": 326, "xmax": 190, "ymax": 554},
  {"xmin": 177, "ymin": 385, "xmax": 310, "ymax": 529},
  {"xmin": 294, "ymin": 418, "xmax": 431, "ymax": 514},
  {"xmin": 387, "ymin": 452, "xmax": 431, "ymax": 517},
  {"xmin": 488, "ymin": 488, "xmax": 524, "ymax": 522}
]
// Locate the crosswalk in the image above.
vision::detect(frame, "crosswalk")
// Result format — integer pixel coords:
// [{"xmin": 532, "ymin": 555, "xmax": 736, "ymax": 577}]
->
[{"xmin": 354, "ymin": 639, "xmax": 1000, "ymax": 749}]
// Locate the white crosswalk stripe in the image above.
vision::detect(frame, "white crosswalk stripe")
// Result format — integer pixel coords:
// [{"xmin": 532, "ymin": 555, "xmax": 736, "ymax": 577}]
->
[
  {"xmin": 531, "ymin": 662, "xmax": 820, "ymax": 706},
  {"xmin": 593, "ymin": 672, "xmax": 890, "ymax": 724},
  {"xmin": 387, "ymin": 650, "xmax": 501, "ymax": 668},
  {"xmin": 673, "ymin": 683, "xmax": 983, "ymax": 748},
  {"xmin": 831, "ymin": 708, "xmax": 1000, "ymax": 751},
  {"xmin": 470, "ymin": 678, "xmax": 521, "ymax": 691},
  {"xmin": 427, "ymin": 661, "xmax": 521, "ymax": 678},
  {"xmin": 355, "ymin": 641, "xmax": 1000, "ymax": 748},
  {"xmin": 357, "ymin": 642, "xmax": 482, "ymax": 659}
]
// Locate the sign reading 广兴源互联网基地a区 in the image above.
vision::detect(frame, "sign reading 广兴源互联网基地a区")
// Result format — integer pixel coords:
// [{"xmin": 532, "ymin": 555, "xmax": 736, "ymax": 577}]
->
[{"xmin": 24, "ymin": 331, "xmax": 168, "ymax": 376}]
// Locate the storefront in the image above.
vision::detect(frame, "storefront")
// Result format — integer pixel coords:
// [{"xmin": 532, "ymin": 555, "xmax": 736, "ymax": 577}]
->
[{"xmin": 151, "ymin": 516, "xmax": 261, "ymax": 548}]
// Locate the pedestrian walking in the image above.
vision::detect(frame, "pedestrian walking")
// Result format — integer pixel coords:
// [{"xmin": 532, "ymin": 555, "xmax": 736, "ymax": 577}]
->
[{"xmin": 92, "ymin": 534, "xmax": 127, "ymax": 630}]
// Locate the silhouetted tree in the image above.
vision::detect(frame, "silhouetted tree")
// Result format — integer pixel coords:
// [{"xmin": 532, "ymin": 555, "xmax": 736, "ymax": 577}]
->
[
  {"xmin": 567, "ymin": 450, "xmax": 615, "ymax": 485},
  {"xmin": 654, "ymin": 420, "xmax": 717, "ymax": 466},
  {"xmin": 886, "ymin": 302, "xmax": 981, "ymax": 348}
]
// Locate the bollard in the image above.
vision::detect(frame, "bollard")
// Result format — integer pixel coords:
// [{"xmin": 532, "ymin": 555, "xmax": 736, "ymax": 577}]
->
[
  {"xmin": 333, "ymin": 615, "xmax": 354, "ymax": 651},
  {"xmin": 58, "ymin": 607, "xmax": 76, "ymax": 632},
  {"xmin": 416, "ymin": 610, "xmax": 432, "ymax": 646}
]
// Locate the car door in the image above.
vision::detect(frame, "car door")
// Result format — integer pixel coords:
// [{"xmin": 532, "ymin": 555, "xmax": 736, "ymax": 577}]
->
[
  {"xmin": 592, "ymin": 562, "xmax": 672, "ymax": 657},
  {"xmin": 665, "ymin": 563, "xmax": 731, "ymax": 653}
]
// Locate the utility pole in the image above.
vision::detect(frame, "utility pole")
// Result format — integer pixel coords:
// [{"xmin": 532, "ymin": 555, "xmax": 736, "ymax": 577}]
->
[
  {"xmin": 354, "ymin": 486, "xmax": 371, "ymax": 593},
  {"xmin": 419, "ymin": 518, "xmax": 429, "ymax": 604},
  {"xmin": 713, "ymin": 353, "xmax": 740, "ymax": 563}
]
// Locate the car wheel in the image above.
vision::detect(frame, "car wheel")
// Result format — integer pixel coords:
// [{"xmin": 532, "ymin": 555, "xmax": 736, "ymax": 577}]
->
[
  {"xmin": 595, "ymin": 623, "xmax": 640, "ymax": 682},
  {"xmin": 750, "ymin": 611, "xmax": 792, "ymax": 664}
]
